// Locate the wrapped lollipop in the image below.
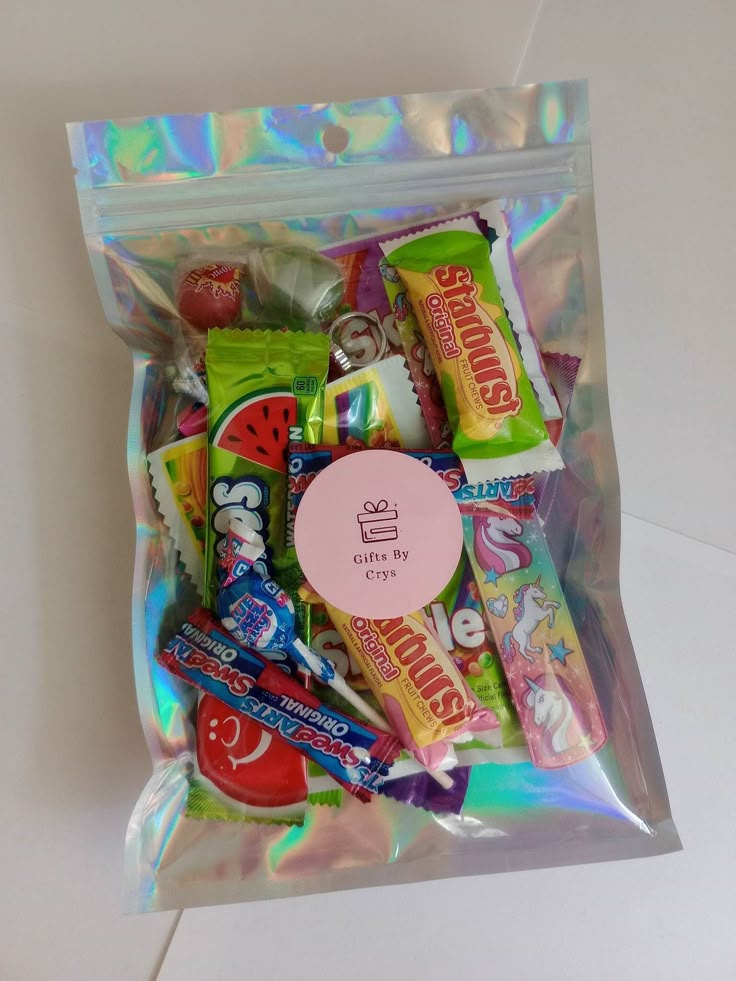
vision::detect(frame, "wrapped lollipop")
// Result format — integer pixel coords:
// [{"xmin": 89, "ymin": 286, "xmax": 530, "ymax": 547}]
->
[{"xmin": 216, "ymin": 523, "xmax": 388, "ymax": 732}]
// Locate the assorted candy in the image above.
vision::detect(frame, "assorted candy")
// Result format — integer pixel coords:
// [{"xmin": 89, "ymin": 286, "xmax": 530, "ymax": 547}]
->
[
  {"xmin": 69, "ymin": 87, "xmax": 681, "ymax": 914},
  {"xmin": 217, "ymin": 523, "xmax": 390, "ymax": 732},
  {"xmin": 288, "ymin": 442, "xmax": 525, "ymax": 749},
  {"xmin": 300, "ymin": 585, "xmax": 498, "ymax": 768},
  {"xmin": 158, "ymin": 608, "xmax": 401, "ymax": 801},
  {"xmin": 150, "ymin": 207, "xmax": 608, "ymax": 824}
]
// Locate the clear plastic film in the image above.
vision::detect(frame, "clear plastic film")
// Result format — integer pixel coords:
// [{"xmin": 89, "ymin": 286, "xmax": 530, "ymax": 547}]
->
[{"xmin": 67, "ymin": 82, "xmax": 679, "ymax": 913}]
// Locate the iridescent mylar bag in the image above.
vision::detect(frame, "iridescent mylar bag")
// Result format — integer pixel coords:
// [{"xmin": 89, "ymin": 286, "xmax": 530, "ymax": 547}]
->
[{"xmin": 67, "ymin": 82, "xmax": 679, "ymax": 912}]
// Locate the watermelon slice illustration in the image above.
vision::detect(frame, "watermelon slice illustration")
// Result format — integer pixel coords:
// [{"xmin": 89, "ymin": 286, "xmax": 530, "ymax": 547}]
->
[{"xmin": 212, "ymin": 391, "xmax": 296, "ymax": 473}]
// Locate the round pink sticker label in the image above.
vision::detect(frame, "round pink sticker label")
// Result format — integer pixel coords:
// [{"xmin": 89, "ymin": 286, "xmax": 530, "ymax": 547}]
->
[{"xmin": 294, "ymin": 450, "xmax": 463, "ymax": 618}]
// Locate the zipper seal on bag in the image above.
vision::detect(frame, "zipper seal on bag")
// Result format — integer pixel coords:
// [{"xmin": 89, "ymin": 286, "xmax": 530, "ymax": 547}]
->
[{"xmin": 75, "ymin": 144, "xmax": 590, "ymax": 237}]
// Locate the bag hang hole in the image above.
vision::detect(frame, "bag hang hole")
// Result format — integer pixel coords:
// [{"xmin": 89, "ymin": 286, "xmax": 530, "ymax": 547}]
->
[{"xmin": 322, "ymin": 124, "xmax": 349, "ymax": 155}]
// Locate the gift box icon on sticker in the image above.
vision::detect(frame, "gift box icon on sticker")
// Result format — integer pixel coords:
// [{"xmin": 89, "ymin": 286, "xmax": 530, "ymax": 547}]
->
[{"xmin": 357, "ymin": 500, "xmax": 399, "ymax": 543}]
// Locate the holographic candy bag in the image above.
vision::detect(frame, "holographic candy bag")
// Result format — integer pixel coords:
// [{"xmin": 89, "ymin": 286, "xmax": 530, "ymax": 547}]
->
[{"xmin": 68, "ymin": 82, "xmax": 679, "ymax": 913}]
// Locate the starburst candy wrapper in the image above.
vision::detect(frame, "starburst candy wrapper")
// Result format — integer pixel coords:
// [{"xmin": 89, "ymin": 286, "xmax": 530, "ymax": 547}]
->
[
  {"xmin": 299, "ymin": 585, "xmax": 497, "ymax": 765},
  {"xmin": 380, "ymin": 217, "xmax": 562, "ymax": 482},
  {"xmin": 379, "ymin": 205, "xmax": 560, "ymax": 450}
]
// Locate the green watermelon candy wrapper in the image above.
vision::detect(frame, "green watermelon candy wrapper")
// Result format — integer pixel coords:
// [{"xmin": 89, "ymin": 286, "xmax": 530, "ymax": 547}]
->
[{"xmin": 205, "ymin": 328, "xmax": 329, "ymax": 611}]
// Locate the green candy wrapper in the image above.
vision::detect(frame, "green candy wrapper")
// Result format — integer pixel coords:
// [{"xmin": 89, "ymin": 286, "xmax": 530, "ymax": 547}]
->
[
  {"xmin": 205, "ymin": 329, "xmax": 329, "ymax": 611},
  {"xmin": 380, "ymin": 217, "xmax": 562, "ymax": 482}
]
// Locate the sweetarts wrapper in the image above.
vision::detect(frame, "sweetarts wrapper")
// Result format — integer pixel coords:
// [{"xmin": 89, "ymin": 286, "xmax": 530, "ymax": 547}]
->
[
  {"xmin": 290, "ymin": 441, "xmax": 538, "ymax": 513},
  {"xmin": 380, "ymin": 217, "xmax": 563, "ymax": 482},
  {"xmin": 462, "ymin": 483, "xmax": 607, "ymax": 769},
  {"xmin": 299, "ymin": 586, "xmax": 497, "ymax": 761},
  {"xmin": 157, "ymin": 608, "xmax": 402, "ymax": 801}
]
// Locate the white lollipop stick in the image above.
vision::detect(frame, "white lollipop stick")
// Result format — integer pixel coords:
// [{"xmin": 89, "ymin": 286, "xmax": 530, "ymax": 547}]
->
[
  {"xmin": 291, "ymin": 640, "xmax": 454, "ymax": 790},
  {"xmin": 328, "ymin": 672, "xmax": 393, "ymax": 732},
  {"xmin": 330, "ymin": 674, "xmax": 454, "ymax": 790}
]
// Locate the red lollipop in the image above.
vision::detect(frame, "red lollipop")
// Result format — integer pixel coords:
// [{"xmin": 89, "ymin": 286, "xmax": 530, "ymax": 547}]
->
[{"xmin": 176, "ymin": 263, "xmax": 242, "ymax": 331}]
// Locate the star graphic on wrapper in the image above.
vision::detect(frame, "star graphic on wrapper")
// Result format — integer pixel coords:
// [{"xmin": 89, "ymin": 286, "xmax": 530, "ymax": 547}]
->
[
  {"xmin": 527, "ymin": 529, "xmax": 541, "ymax": 544},
  {"xmin": 548, "ymin": 639, "xmax": 573, "ymax": 665},
  {"xmin": 484, "ymin": 567, "xmax": 501, "ymax": 585}
]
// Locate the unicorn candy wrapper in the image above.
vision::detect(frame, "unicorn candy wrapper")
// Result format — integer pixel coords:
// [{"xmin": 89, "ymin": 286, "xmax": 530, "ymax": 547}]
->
[{"xmin": 465, "ymin": 494, "xmax": 607, "ymax": 769}]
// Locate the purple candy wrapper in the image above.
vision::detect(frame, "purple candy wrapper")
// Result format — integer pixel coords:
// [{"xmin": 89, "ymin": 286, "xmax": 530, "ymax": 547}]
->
[{"xmin": 383, "ymin": 766, "xmax": 471, "ymax": 816}]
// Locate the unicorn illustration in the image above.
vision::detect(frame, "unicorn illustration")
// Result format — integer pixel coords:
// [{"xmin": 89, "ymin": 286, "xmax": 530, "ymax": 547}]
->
[
  {"xmin": 524, "ymin": 676, "xmax": 579, "ymax": 755},
  {"xmin": 473, "ymin": 511, "xmax": 532, "ymax": 578},
  {"xmin": 501, "ymin": 577, "xmax": 560, "ymax": 663}
]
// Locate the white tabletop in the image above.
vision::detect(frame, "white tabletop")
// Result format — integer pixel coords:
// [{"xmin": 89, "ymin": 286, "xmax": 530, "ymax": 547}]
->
[{"xmin": 2, "ymin": 1, "xmax": 733, "ymax": 978}]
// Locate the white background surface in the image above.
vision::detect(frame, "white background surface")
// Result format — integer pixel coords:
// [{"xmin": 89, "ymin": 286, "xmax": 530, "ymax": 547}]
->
[{"xmin": 1, "ymin": 1, "xmax": 734, "ymax": 978}]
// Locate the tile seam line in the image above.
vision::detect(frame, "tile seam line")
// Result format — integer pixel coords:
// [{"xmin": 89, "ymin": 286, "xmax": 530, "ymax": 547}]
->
[
  {"xmin": 512, "ymin": 0, "xmax": 546, "ymax": 84},
  {"xmin": 152, "ymin": 909, "xmax": 183, "ymax": 981}
]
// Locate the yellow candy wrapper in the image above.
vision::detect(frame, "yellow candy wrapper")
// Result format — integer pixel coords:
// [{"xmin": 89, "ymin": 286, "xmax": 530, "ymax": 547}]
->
[{"xmin": 148, "ymin": 433, "xmax": 207, "ymax": 594}]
